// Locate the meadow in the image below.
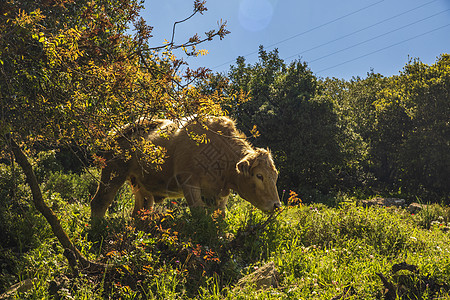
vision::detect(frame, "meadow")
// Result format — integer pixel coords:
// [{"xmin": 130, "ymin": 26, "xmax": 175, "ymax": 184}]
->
[{"xmin": 1, "ymin": 157, "xmax": 450, "ymax": 299}]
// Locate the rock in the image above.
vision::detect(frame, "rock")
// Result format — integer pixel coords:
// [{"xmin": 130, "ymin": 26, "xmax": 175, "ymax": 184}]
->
[
  {"xmin": 361, "ymin": 197, "xmax": 406, "ymax": 208},
  {"xmin": 407, "ymin": 202, "xmax": 424, "ymax": 214},
  {"xmin": 234, "ymin": 261, "xmax": 279, "ymax": 291}
]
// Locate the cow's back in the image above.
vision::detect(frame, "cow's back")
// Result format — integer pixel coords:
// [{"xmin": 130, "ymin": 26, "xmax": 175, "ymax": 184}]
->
[
  {"xmin": 169, "ymin": 117, "xmax": 246, "ymax": 198},
  {"xmin": 134, "ymin": 116, "xmax": 244, "ymax": 198},
  {"xmin": 127, "ymin": 119, "xmax": 179, "ymax": 197}
]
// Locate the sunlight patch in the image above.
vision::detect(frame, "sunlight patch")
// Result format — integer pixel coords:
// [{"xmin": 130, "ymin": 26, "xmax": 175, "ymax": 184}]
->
[{"xmin": 239, "ymin": 0, "xmax": 274, "ymax": 32}]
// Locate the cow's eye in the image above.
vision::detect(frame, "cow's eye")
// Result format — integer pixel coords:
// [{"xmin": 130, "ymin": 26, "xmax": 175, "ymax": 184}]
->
[{"xmin": 256, "ymin": 174, "xmax": 264, "ymax": 181}]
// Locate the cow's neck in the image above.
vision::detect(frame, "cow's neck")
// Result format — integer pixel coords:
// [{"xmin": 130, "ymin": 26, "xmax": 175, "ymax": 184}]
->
[
  {"xmin": 224, "ymin": 145, "xmax": 252, "ymax": 192},
  {"xmin": 226, "ymin": 158, "xmax": 244, "ymax": 193}
]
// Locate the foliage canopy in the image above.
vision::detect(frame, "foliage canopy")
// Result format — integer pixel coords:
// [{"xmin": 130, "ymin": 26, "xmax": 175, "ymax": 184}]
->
[
  {"xmin": 0, "ymin": 0, "xmax": 231, "ymax": 274},
  {"xmin": 0, "ymin": 0, "xmax": 229, "ymax": 157},
  {"xmin": 205, "ymin": 49, "xmax": 449, "ymax": 201}
]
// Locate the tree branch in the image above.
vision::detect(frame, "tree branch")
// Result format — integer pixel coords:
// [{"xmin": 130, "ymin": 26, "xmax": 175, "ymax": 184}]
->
[{"xmin": 8, "ymin": 135, "xmax": 104, "ymax": 272}]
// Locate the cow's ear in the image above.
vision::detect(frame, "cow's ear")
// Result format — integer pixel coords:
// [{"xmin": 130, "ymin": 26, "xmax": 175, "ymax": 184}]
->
[{"xmin": 236, "ymin": 158, "xmax": 250, "ymax": 176}]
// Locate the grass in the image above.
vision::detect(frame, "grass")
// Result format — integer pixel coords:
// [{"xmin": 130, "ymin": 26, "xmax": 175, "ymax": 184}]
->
[{"xmin": 1, "ymin": 164, "xmax": 450, "ymax": 299}]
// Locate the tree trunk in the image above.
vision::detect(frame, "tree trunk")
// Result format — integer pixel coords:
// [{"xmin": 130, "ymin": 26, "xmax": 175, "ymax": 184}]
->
[{"xmin": 9, "ymin": 137, "xmax": 103, "ymax": 272}]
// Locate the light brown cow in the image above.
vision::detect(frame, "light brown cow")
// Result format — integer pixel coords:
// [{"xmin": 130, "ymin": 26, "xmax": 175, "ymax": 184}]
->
[{"xmin": 90, "ymin": 116, "xmax": 281, "ymax": 218}]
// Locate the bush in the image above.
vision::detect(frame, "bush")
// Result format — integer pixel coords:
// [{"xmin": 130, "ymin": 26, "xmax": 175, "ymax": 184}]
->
[
  {"xmin": 42, "ymin": 171, "xmax": 98, "ymax": 203},
  {"xmin": 0, "ymin": 164, "xmax": 52, "ymax": 293},
  {"xmin": 0, "ymin": 165, "xmax": 45, "ymax": 252},
  {"xmin": 33, "ymin": 151, "xmax": 63, "ymax": 182}
]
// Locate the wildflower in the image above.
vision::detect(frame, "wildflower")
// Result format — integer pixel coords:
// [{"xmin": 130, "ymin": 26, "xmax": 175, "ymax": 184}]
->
[{"xmin": 288, "ymin": 190, "xmax": 302, "ymax": 206}]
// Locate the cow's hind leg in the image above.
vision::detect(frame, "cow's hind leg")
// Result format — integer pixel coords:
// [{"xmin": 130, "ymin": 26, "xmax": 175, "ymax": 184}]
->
[
  {"xmin": 130, "ymin": 179, "xmax": 155, "ymax": 216},
  {"xmin": 91, "ymin": 164, "xmax": 128, "ymax": 219}
]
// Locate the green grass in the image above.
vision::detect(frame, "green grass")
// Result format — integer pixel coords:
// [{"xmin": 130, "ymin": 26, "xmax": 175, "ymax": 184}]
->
[{"xmin": 1, "ymin": 165, "xmax": 450, "ymax": 299}]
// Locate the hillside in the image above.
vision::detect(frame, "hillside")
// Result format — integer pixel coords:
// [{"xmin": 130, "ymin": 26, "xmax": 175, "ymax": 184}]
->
[{"xmin": 1, "ymin": 163, "xmax": 450, "ymax": 299}]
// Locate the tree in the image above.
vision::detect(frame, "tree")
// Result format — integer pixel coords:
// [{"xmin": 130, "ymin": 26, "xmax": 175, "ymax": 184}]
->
[
  {"xmin": 1, "ymin": 0, "xmax": 229, "ymax": 270},
  {"xmin": 205, "ymin": 48, "xmax": 344, "ymax": 196},
  {"xmin": 376, "ymin": 55, "xmax": 450, "ymax": 200},
  {"xmin": 321, "ymin": 56, "xmax": 450, "ymax": 201},
  {"xmin": 321, "ymin": 73, "xmax": 388, "ymax": 192}
]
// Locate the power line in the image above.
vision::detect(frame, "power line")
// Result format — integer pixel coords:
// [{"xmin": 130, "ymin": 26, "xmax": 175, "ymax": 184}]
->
[
  {"xmin": 316, "ymin": 23, "xmax": 450, "ymax": 74},
  {"xmin": 263, "ymin": 1, "xmax": 385, "ymax": 51},
  {"xmin": 307, "ymin": 9, "xmax": 449, "ymax": 64},
  {"xmin": 284, "ymin": 0, "xmax": 439, "ymax": 60},
  {"xmin": 212, "ymin": 0, "xmax": 385, "ymax": 69}
]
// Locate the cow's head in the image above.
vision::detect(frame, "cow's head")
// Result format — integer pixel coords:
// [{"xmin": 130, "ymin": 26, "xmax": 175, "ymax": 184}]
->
[{"xmin": 236, "ymin": 148, "xmax": 282, "ymax": 212}]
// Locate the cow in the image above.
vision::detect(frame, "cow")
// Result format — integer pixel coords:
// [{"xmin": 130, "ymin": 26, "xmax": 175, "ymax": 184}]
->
[{"xmin": 90, "ymin": 116, "xmax": 281, "ymax": 218}]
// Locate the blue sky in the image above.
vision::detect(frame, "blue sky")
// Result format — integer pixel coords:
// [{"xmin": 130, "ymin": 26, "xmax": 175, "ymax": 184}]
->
[{"xmin": 141, "ymin": 0, "xmax": 450, "ymax": 80}]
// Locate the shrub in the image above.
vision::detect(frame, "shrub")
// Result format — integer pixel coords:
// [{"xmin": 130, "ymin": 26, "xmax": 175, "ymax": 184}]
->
[
  {"xmin": 0, "ymin": 164, "xmax": 53, "ymax": 293},
  {"xmin": 42, "ymin": 171, "xmax": 97, "ymax": 203},
  {"xmin": 33, "ymin": 150, "xmax": 63, "ymax": 182}
]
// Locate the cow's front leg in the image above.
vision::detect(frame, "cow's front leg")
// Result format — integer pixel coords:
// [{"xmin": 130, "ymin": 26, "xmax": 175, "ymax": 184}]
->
[
  {"xmin": 215, "ymin": 196, "xmax": 228, "ymax": 211},
  {"xmin": 182, "ymin": 183, "xmax": 205, "ymax": 209},
  {"xmin": 213, "ymin": 196, "xmax": 228, "ymax": 218},
  {"xmin": 175, "ymin": 173, "xmax": 205, "ymax": 209}
]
